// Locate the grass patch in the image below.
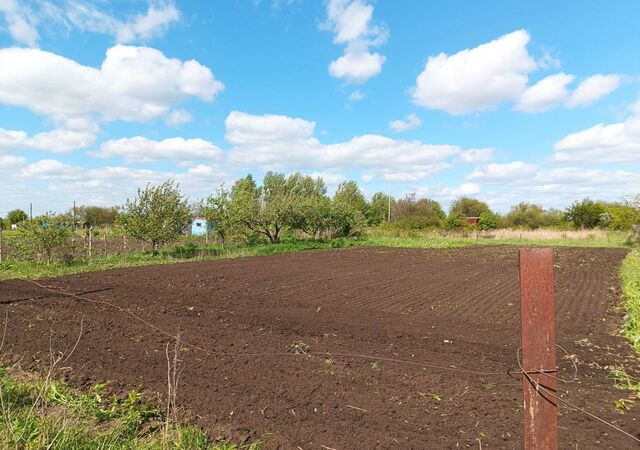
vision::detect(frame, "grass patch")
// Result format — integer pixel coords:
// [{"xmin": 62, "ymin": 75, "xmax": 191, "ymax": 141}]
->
[
  {"xmin": 0, "ymin": 367, "xmax": 258, "ymax": 449},
  {"xmin": 621, "ymin": 249, "xmax": 640, "ymax": 354},
  {"xmin": 0, "ymin": 230, "xmax": 629, "ymax": 282}
]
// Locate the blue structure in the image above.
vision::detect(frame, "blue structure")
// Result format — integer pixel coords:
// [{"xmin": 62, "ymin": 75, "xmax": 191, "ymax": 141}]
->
[{"xmin": 191, "ymin": 217, "xmax": 211, "ymax": 236}]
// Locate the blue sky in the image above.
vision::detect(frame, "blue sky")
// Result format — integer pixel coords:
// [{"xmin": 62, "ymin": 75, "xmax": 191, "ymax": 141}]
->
[{"xmin": 0, "ymin": 0, "xmax": 639, "ymax": 216}]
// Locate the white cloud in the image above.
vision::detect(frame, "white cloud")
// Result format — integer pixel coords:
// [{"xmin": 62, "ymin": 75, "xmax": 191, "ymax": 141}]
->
[
  {"xmin": 0, "ymin": 0, "xmax": 180, "ymax": 47},
  {"xmin": 631, "ymin": 99, "xmax": 640, "ymax": 116},
  {"xmin": 225, "ymin": 111, "xmax": 461, "ymax": 184},
  {"xmin": 329, "ymin": 51, "xmax": 385, "ymax": 84},
  {"xmin": 412, "ymin": 29, "xmax": 536, "ymax": 114},
  {"xmin": 389, "ymin": 113, "xmax": 422, "ymax": 133},
  {"xmin": 115, "ymin": 2, "xmax": 180, "ymax": 43},
  {"xmin": 435, "ymin": 183, "xmax": 481, "ymax": 198},
  {"xmin": 457, "ymin": 148, "xmax": 493, "ymax": 164},
  {"xmin": 0, "ymin": 127, "xmax": 96, "ymax": 153},
  {"xmin": 515, "ymin": 72, "xmax": 574, "ymax": 113},
  {"xmin": 553, "ymin": 117, "xmax": 640, "ymax": 163},
  {"xmin": 565, "ymin": 74, "xmax": 620, "ymax": 108},
  {"xmin": 0, "ymin": 44, "xmax": 223, "ymax": 122},
  {"xmin": 324, "ymin": 0, "xmax": 387, "ymax": 84},
  {"xmin": 348, "ymin": 90, "xmax": 366, "ymax": 101},
  {"xmin": 21, "ymin": 159, "xmax": 82, "ymax": 180},
  {"xmin": 0, "ymin": 0, "xmax": 38, "ymax": 46},
  {"xmin": 165, "ymin": 109, "xmax": 192, "ymax": 127},
  {"xmin": 94, "ymin": 136, "xmax": 222, "ymax": 164},
  {"xmin": 468, "ymin": 161, "xmax": 537, "ymax": 182},
  {"xmin": 0, "ymin": 154, "xmax": 26, "ymax": 170}
]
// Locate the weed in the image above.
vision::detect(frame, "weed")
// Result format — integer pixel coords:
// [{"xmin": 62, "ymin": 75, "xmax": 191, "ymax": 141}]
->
[{"xmin": 290, "ymin": 341, "xmax": 310, "ymax": 355}]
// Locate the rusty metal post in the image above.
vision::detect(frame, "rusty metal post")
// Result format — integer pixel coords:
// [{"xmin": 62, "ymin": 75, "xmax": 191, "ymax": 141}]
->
[{"xmin": 519, "ymin": 248, "xmax": 557, "ymax": 450}]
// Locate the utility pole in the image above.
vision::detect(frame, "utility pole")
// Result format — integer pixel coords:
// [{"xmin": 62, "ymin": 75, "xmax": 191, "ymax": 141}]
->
[{"xmin": 29, "ymin": 202, "xmax": 33, "ymax": 220}]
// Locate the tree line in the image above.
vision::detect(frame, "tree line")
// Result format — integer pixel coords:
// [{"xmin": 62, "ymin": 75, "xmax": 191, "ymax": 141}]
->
[{"xmin": 2, "ymin": 173, "xmax": 639, "ymax": 264}]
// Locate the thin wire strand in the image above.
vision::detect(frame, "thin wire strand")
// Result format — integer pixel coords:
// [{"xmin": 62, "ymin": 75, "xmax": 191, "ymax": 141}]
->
[{"xmin": 517, "ymin": 347, "xmax": 640, "ymax": 444}]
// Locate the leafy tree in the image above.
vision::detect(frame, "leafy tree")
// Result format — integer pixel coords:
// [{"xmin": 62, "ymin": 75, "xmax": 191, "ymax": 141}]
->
[
  {"xmin": 330, "ymin": 181, "xmax": 368, "ymax": 237},
  {"xmin": 602, "ymin": 202, "xmax": 640, "ymax": 231},
  {"xmin": 205, "ymin": 185, "xmax": 232, "ymax": 241},
  {"xmin": 14, "ymin": 215, "xmax": 73, "ymax": 264},
  {"xmin": 478, "ymin": 212, "xmax": 498, "ymax": 230},
  {"xmin": 368, "ymin": 192, "xmax": 392, "ymax": 226},
  {"xmin": 448, "ymin": 197, "xmax": 492, "ymax": 218},
  {"xmin": 505, "ymin": 202, "xmax": 546, "ymax": 229},
  {"xmin": 445, "ymin": 212, "xmax": 468, "ymax": 230},
  {"xmin": 565, "ymin": 198, "xmax": 606, "ymax": 229},
  {"xmin": 226, "ymin": 172, "xmax": 306, "ymax": 244},
  {"xmin": 7, "ymin": 209, "xmax": 28, "ymax": 225},
  {"xmin": 118, "ymin": 180, "xmax": 191, "ymax": 254},
  {"xmin": 392, "ymin": 196, "xmax": 445, "ymax": 229},
  {"xmin": 71, "ymin": 206, "xmax": 118, "ymax": 227},
  {"xmin": 287, "ymin": 174, "xmax": 332, "ymax": 238}
]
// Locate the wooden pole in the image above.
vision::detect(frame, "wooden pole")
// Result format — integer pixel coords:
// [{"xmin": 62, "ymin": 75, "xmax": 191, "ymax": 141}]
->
[
  {"xmin": 519, "ymin": 248, "xmax": 557, "ymax": 450},
  {"xmin": 0, "ymin": 223, "xmax": 3, "ymax": 264}
]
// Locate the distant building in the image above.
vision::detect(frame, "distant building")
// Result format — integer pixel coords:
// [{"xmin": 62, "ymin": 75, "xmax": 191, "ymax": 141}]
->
[
  {"xmin": 191, "ymin": 217, "xmax": 212, "ymax": 236},
  {"xmin": 466, "ymin": 216, "xmax": 480, "ymax": 226}
]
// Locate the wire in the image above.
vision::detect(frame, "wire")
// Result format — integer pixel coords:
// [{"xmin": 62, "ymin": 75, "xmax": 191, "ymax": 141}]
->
[{"xmin": 516, "ymin": 347, "xmax": 640, "ymax": 445}]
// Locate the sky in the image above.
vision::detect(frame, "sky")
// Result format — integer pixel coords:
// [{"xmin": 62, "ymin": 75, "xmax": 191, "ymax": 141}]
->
[{"xmin": 0, "ymin": 0, "xmax": 639, "ymax": 217}]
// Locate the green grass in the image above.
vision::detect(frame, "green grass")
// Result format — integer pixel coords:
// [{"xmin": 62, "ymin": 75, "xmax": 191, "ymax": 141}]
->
[
  {"xmin": 1, "ymin": 230, "xmax": 630, "ymax": 281},
  {"xmin": 0, "ymin": 367, "xmax": 259, "ymax": 449},
  {"xmin": 621, "ymin": 249, "xmax": 640, "ymax": 354},
  {"xmin": 0, "ymin": 239, "xmax": 356, "ymax": 281}
]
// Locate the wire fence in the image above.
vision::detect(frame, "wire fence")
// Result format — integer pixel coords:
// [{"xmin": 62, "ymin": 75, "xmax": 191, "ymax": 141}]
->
[{"xmin": 4, "ymin": 279, "xmax": 638, "ymax": 446}]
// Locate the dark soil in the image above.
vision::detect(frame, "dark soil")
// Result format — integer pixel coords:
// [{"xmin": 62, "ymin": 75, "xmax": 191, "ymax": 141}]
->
[{"xmin": 1, "ymin": 246, "xmax": 639, "ymax": 449}]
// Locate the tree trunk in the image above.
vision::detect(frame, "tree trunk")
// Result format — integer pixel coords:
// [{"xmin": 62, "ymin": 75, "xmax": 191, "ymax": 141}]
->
[{"xmin": 152, "ymin": 241, "xmax": 159, "ymax": 255}]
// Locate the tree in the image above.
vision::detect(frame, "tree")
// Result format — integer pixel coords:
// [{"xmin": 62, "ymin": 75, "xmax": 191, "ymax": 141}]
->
[
  {"xmin": 478, "ymin": 212, "xmax": 498, "ymax": 230},
  {"xmin": 505, "ymin": 202, "xmax": 546, "ymax": 229},
  {"xmin": 330, "ymin": 181, "xmax": 368, "ymax": 237},
  {"xmin": 565, "ymin": 198, "xmax": 606, "ymax": 229},
  {"xmin": 449, "ymin": 197, "xmax": 492, "ymax": 218},
  {"xmin": 205, "ymin": 185, "xmax": 232, "ymax": 241},
  {"xmin": 118, "ymin": 180, "xmax": 191, "ymax": 254},
  {"xmin": 286, "ymin": 174, "xmax": 332, "ymax": 238},
  {"xmin": 368, "ymin": 192, "xmax": 393, "ymax": 225},
  {"xmin": 14, "ymin": 214, "xmax": 73, "ymax": 264},
  {"xmin": 71, "ymin": 205, "xmax": 118, "ymax": 227},
  {"xmin": 392, "ymin": 195, "xmax": 445, "ymax": 229},
  {"xmin": 7, "ymin": 209, "xmax": 28, "ymax": 225}
]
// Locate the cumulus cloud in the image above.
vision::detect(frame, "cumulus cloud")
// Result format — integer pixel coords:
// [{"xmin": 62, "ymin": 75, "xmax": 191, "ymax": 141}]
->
[
  {"xmin": 94, "ymin": 136, "xmax": 222, "ymax": 164},
  {"xmin": 515, "ymin": 72, "xmax": 575, "ymax": 113},
  {"xmin": 323, "ymin": 0, "xmax": 387, "ymax": 84},
  {"xmin": 226, "ymin": 111, "xmax": 460, "ymax": 177},
  {"xmin": 565, "ymin": 74, "xmax": 620, "ymax": 108},
  {"xmin": 553, "ymin": 117, "xmax": 640, "ymax": 163},
  {"xmin": 0, "ymin": 127, "xmax": 96, "ymax": 153},
  {"xmin": 457, "ymin": 148, "xmax": 493, "ymax": 164},
  {"xmin": 412, "ymin": 29, "xmax": 536, "ymax": 114},
  {"xmin": 0, "ymin": 0, "xmax": 180, "ymax": 47},
  {"xmin": 468, "ymin": 161, "xmax": 537, "ymax": 183},
  {"xmin": 0, "ymin": 44, "xmax": 223, "ymax": 123},
  {"xmin": 0, "ymin": 154, "xmax": 26, "ymax": 170},
  {"xmin": 389, "ymin": 113, "xmax": 422, "ymax": 133}
]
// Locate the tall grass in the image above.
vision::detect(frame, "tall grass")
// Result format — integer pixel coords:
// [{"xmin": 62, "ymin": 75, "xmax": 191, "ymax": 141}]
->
[{"xmin": 621, "ymin": 249, "xmax": 640, "ymax": 354}]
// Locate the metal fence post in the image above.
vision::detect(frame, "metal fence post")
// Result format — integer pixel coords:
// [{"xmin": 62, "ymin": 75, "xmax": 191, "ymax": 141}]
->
[{"xmin": 519, "ymin": 248, "xmax": 557, "ymax": 450}]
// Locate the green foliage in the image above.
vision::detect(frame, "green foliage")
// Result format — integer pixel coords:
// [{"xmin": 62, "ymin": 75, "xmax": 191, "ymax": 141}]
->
[
  {"xmin": 7, "ymin": 209, "xmax": 28, "ymax": 224},
  {"xmin": 449, "ymin": 197, "xmax": 492, "ymax": 218},
  {"xmin": 118, "ymin": 180, "xmax": 192, "ymax": 254},
  {"xmin": 287, "ymin": 175, "xmax": 332, "ymax": 238},
  {"xmin": 505, "ymin": 202, "xmax": 546, "ymax": 229},
  {"xmin": 603, "ymin": 202, "xmax": 640, "ymax": 231},
  {"xmin": 13, "ymin": 214, "xmax": 73, "ymax": 264},
  {"xmin": 565, "ymin": 198, "xmax": 606, "ymax": 229},
  {"xmin": 478, "ymin": 212, "xmax": 498, "ymax": 230},
  {"xmin": 330, "ymin": 181, "xmax": 368, "ymax": 237},
  {"xmin": 72, "ymin": 205, "xmax": 118, "ymax": 227},
  {"xmin": 445, "ymin": 212, "xmax": 469, "ymax": 231},
  {"xmin": 391, "ymin": 195, "xmax": 445, "ymax": 230},
  {"xmin": 621, "ymin": 250, "xmax": 640, "ymax": 354},
  {"xmin": 0, "ymin": 368, "xmax": 256, "ymax": 449},
  {"xmin": 368, "ymin": 192, "xmax": 392, "ymax": 226}
]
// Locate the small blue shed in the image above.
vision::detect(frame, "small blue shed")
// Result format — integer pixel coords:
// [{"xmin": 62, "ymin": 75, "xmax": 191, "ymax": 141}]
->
[{"xmin": 191, "ymin": 217, "xmax": 211, "ymax": 236}]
